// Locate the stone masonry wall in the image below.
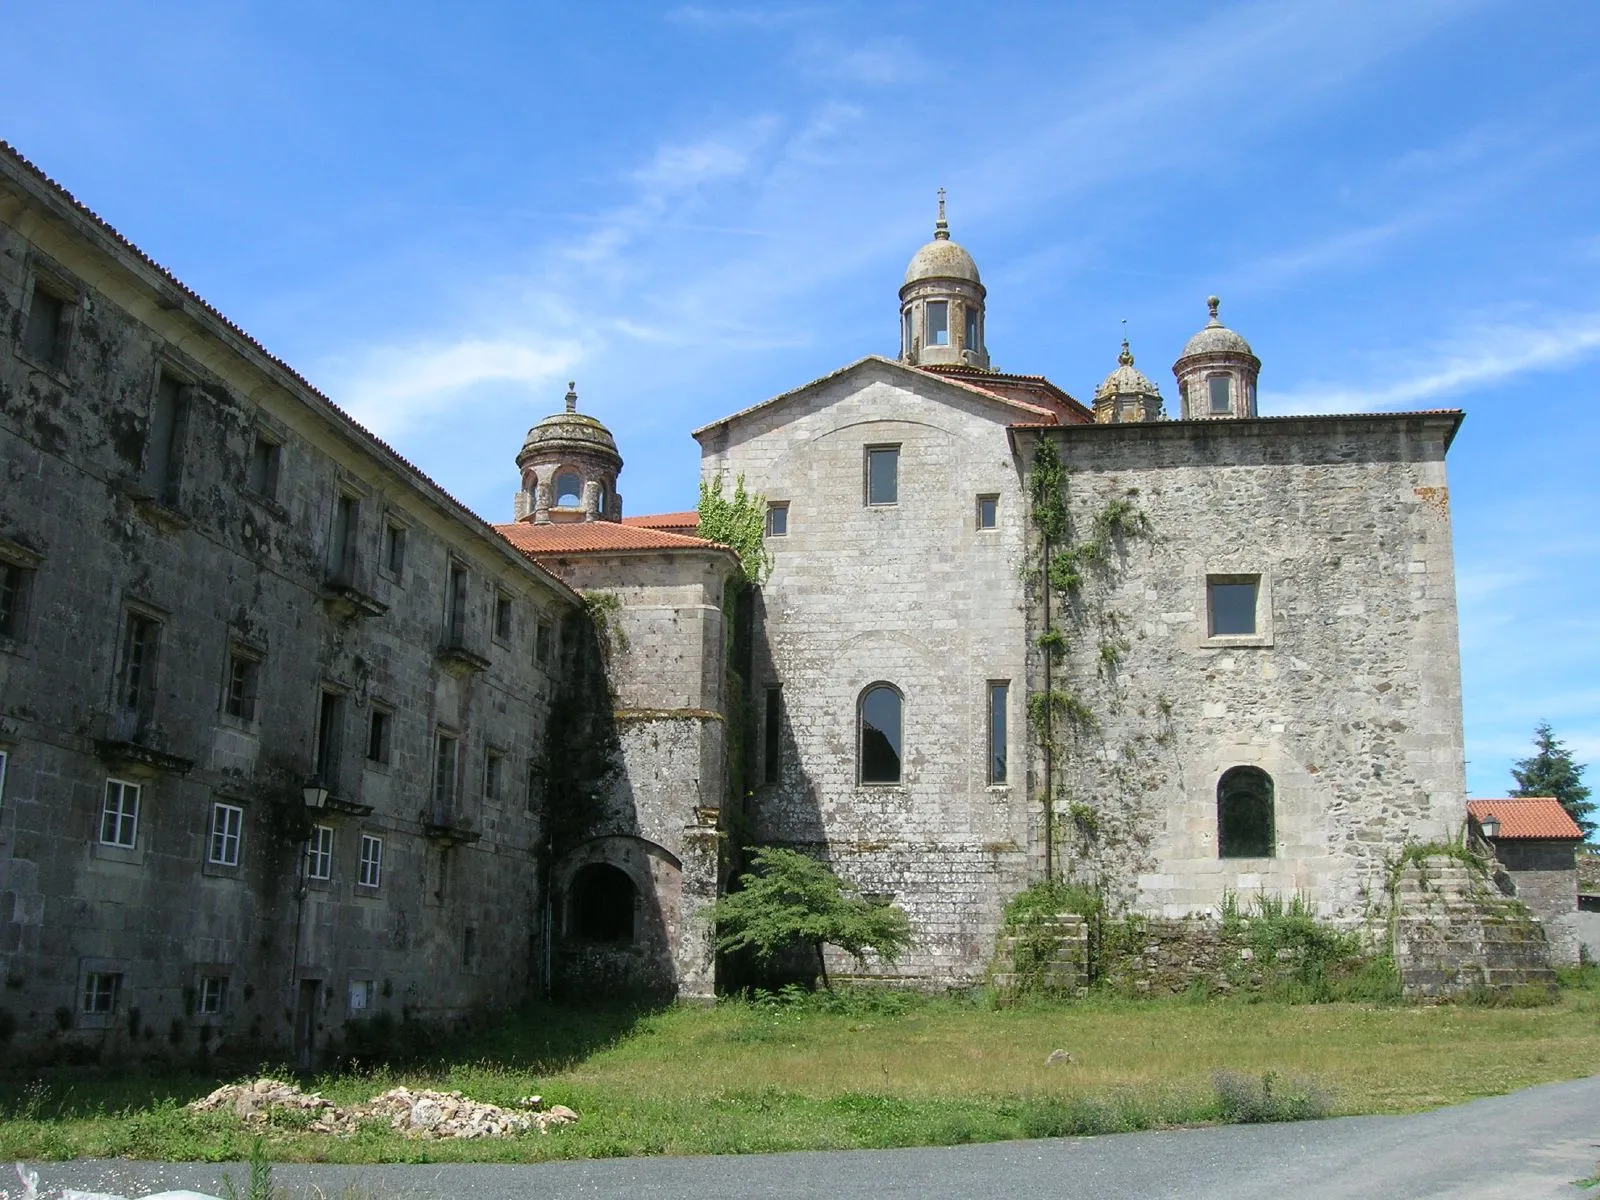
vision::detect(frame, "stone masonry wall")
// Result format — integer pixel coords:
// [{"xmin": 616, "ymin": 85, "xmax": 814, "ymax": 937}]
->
[
  {"xmin": 0, "ymin": 163, "xmax": 574, "ymax": 1060},
  {"xmin": 1030, "ymin": 416, "xmax": 1466, "ymax": 923}
]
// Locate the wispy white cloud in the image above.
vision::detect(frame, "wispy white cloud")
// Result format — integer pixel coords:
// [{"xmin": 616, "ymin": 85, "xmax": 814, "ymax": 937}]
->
[{"xmin": 1269, "ymin": 310, "xmax": 1600, "ymax": 414}]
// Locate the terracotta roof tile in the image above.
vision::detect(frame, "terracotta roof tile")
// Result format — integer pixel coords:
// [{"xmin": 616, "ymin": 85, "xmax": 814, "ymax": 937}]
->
[
  {"xmin": 0, "ymin": 140, "xmax": 578, "ymax": 605},
  {"xmin": 1467, "ymin": 798, "xmax": 1583, "ymax": 840},
  {"xmin": 495, "ymin": 520, "xmax": 733, "ymax": 557},
  {"xmin": 621, "ymin": 511, "xmax": 700, "ymax": 532}
]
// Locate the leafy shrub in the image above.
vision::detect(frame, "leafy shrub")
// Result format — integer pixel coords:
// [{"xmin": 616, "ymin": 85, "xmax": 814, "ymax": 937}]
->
[{"xmin": 1212, "ymin": 1070, "xmax": 1329, "ymax": 1123}]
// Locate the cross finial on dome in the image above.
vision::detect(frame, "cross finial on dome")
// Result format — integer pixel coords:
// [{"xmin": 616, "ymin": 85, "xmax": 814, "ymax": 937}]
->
[
  {"xmin": 934, "ymin": 187, "xmax": 949, "ymax": 240},
  {"xmin": 1207, "ymin": 295, "xmax": 1221, "ymax": 325},
  {"xmin": 565, "ymin": 381, "xmax": 578, "ymax": 413}
]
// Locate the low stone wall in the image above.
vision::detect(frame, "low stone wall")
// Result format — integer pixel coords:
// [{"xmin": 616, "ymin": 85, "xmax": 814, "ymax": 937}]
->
[
  {"xmin": 1392, "ymin": 856, "xmax": 1557, "ymax": 999},
  {"xmin": 991, "ymin": 915, "xmax": 1088, "ymax": 994},
  {"xmin": 1100, "ymin": 916, "xmax": 1322, "ymax": 997}
]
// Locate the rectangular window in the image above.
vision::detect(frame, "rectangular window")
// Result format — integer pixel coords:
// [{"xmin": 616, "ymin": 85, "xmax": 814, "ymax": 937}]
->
[
  {"xmin": 988, "ymin": 681, "xmax": 1009, "ymax": 785},
  {"xmin": 0, "ymin": 750, "xmax": 8, "ymax": 810},
  {"xmin": 1208, "ymin": 576, "xmax": 1260, "ymax": 636},
  {"xmin": 82, "ymin": 972, "xmax": 120, "ymax": 1015},
  {"xmin": 494, "ymin": 590, "xmax": 513, "ymax": 642},
  {"xmin": 142, "ymin": 371, "xmax": 187, "ymax": 504},
  {"xmin": 1208, "ymin": 375, "xmax": 1231, "ymax": 415},
  {"xmin": 358, "ymin": 834, "xmax": 383, "ymax": 889},
  {"xmin": 197, "ymin": 975, "xmax": 228, "ymax": 1015},
  {"xmin": 977, "ymin": 495, "xmax": 998, "ymax": 530},
  {"xmin": 118, "ymin": 612, "xmax": 160, "ymax": 720},
  {"xmin": 763, "ymin": 687, "xmax": 782, "ymax": 786},
  {"xmin": 348, "ymin": 978, "xmax": 374, "ymax": 1012},
  {"xmin": 314, "ymin": 689, "xmax": 344, "ymax": 787},
  {"xmin": 462, "ymin": 926, "xmax": 478, "ymax": 971},
  {"xmin": 446, "ymin": 563, "xmax": 468, "ymax": 645},
  {"xmin": 366, "ymin": 707, "xmax": 392, "ymax": 765},
  {"xmin": 433, "ymin": 733, "xmax": 458, "ymax": 815},
  {"xmin": 867, "ymin": 447, "xmax": 899, "ymax": 506},
  {"xmin": 22, "ymin": 283, "xmax": 67, "ymax": 367},
  {"xmin": 485, "ymin": 750, "xmax": 503, "ymax": 802},
  {"xmin": 535, "ymin": 621, "xmax": 553, "ymax": 666},
  {"xmin": 526, "ymin": 759, "xmax": 542, "ymax": 814},
  {"xmin": 100, "ymin": 778, "xmax": 141, "ymax": 848},
  {"xmin": 208, "ymin": 802, "xmax": 243, "ymax": 866},
  {"xmin": 306, "ymin": 824, "xmax": 334, "ymax": 880},
  {"xmin": 223, "ymin": 649, "xmax": 260, "ymax": 722},
  {"xmin": 248, "ymin": 435, "xmax": 281, "ymax": 500},
  {"xmin": 964, "ymin": 304, "xmax": 979, "ymax": 351},
  {"xmin": 328, "ymin": 493, "xmax": 360, "ymax": 583},
  {"xmin": 926, "ymin": 300, "xmax": 949, "ymax": 347},
  {"xmin": 902, "ymin": 308, "xmax": 913, "ymax": 355},
  {"xmin": 384, "ymin": 521, "xmax": 407, "ymax": 576},
  {"xmin": 766, "ymin": 502, "xmax": 789, "ymax": 538},
  {"xmin": 0, "ymin": 560, "xmax": 33, "ymax": 639}
]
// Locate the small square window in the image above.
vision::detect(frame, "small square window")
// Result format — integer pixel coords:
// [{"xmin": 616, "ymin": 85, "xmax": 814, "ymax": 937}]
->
[
  {"xmin": 306, "ymin": 824, "xmax": 334, "ymax": 880},
  {"xmin": 535, "ymin": 621, "xmax": 553, "ymax": 667},
  {"xmin": 494, "ymin": 591, "xmax": 514, "ymax": 642},
  {"xmin": 867, "ymin": 447, "xmax": 899, "ymax": 507},
  {"xmin": 82, "ymin": 972, "xmax": 121, "ymax": 1015},
  {"xmin": 1208, "ymin": 576, "xmax": 1259, "ymax": 636},
  {"xmin": 224, "ymin": 649, "xmax": 260, "ymax": 722},
  {"xmin": 198, "ymin": 975, "xmax": 228, "ymax": 1015},
  {"xmin": 977, "ymin": 495, "xmax": 998, "ymax": 530},
  {"xmin": 384, "ymin": 521, "xmax": 407, "ymax": 576},
  {"xmin": 248, "ymin": 435, "xmax": 281, "ymax": 500},
  {"xmin": 367, "ymin": 708, "xmax": 392, "ymax": 765},
  {"xmin": 358, "ymin": 834, "xmax": 383, "ymax": 889},
  {"xmin": 485, "ymin": 750, "xmax": 504, "ymax": 802},
  {"xmin": 22, "ymin": 283, "xmax": 69, "ymax": 368},
  {"xmin": 208, "ymin": 802, "xmax": 243, "ymax": 866},
  {"xmin": 766, "ymin": 503, "xmax": 789, "ymax": 538},
  {"xmin": 100, "ymin": 779, "xmax": 141, "ymax": 848},
  {"xmin": 0, "ymin": 560, "xmax": 34, "ymax": 640}
]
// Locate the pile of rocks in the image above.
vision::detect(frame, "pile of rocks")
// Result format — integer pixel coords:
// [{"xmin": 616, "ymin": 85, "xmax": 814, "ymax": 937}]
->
[{"xmin": 186, "ymin": 1079, "xmax": 578, "ymax": 1139}]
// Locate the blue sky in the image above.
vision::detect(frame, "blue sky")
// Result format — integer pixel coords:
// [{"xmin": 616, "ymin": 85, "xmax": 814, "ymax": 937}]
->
[{"xmin": 5, "ymin": 1, "xmax": 1596, "ymax": 800}]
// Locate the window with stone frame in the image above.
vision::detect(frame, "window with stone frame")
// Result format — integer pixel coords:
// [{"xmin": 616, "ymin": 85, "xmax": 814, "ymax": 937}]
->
[
  {"xmin": 142, "ymin": 371, "xmax": 189, "ymax": 505},
  {"xmin": 306, "ymin": 824, "xmax": 334, "ymax": 880},
  {"xmin": 82, "ymin": 972, "xmax": 121, "ymax": 1015},
  {"xmin": 964, "ymin": 304, "xmax": 979, "ymax": 351},
  {"xmin": 1207, "ymin": 575, "xmax": 1260, "ymax": 637},
  {"xmin": 248, "ymin": 434, "xmax": 281, "ymax": 500},
  {"xmin": 554, "ymin": 471, "xmax": 582, "ymax": 507},
  {"xmin": 535, "ymin": 620, "xmax": 553, "ymax": 666},
  {"xmin": 327, "ymin": 492, "xmax": 361, "ymax": 585},
  {"xmin": 866, "ymin": 446, "xmax": 899, "ymax": 507},
  {"xmin": 0, "ymin": 557, "xmax": 35, "ymax": 641},
  {"xmin": 766, "ymin": 502, "xmax": 789, "ymax": 538},
  {"xmin": 314, "ymin": 688, "xmax": 345, "ymax": 790},
  {"xmin": 1217, "ymin": 766, "xmax": 1275, "ymax": 857},
  {"xmin": 100, "ymin": 778, "xmax": 141, "ymax": 848},
  {"xmin": 366, "ymin": 706, "xmax": 392, "ymax": 765},
  {"xmin": 208, "ymin": 802, "xmax": 244, "ymax": 866},
  {"xmin": 358, "ymin": 833, "xmax": 383, "ymax": 889},
  {"xmin": 569, "ymin": 862, "xmax": 636, "ymax": 942},
  {"xmin": 117, "ymin": 611, "xmax": 161, "ymax": 729},
  {"xmin": 383, "ymin": 520, "xmax": 407, "ymax": 577},
  {"xmin": 494, "ymin": 590, "xmax": 514, "ymax": 643},
  {"xmin": 223, "ymin": 647, "xmax": 261, "ymax": 722},
  {"xmin": 926, "ymin": 300, "xmax": 949, "ymax": 347},
  {"xmin": 433, "ymin": 732, "xmax": 458, "ymax": 818},
  {"xmin": 21, "ymin": 280, "xmax": 71, "ymax": 369},
  {"xmin": 1207, "ymin": 375, "xmax": 1231, "ymax": 415},
  {"xmin": 987, "ymin": 681, "xmax": 1008, "ymax": 785},
  {"xmin": 197, "ymin": 975, "xmax": 228, "ymax": 1015},
  {"xmin": 763, "ymin": 686, "xmax": 782, "ymax": 785},
  {"xmin": 859, "ymin": 684, "xmax": 903, "ymax": 784},
  {"xmin": 484, "ymin": 749, "xmax": 504, "ymax": 803},
  {"xmin": 977, "ymin": 495, "xmax": 999, "ymax": 530}
]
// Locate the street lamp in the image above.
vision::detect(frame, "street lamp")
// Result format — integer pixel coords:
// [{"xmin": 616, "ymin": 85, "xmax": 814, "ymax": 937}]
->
[
  {"xmin": 1479, "ymin": 814, "xmax": 1500, "ymax": 840},
  {"xmin": 302, "ymin": 776, "xmax": 330, "ymax": 811}
]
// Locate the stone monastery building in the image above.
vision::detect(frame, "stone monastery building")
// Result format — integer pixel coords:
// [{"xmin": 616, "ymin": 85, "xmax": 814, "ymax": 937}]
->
[{"xmin": 0, "ymin": 144, "xmax": 1466, "ymax": 1060}]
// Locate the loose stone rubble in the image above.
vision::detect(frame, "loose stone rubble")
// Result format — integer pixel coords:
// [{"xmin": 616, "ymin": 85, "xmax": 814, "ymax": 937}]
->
[{"xmin": 187, "ymin": 1079, "xmax": 578, "ymax": 1139}]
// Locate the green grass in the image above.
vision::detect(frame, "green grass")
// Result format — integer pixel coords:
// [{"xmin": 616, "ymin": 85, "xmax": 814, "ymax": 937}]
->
[{"xmin": 3, "ymin": 971, "xmax": 1600, "ymax": 1164}]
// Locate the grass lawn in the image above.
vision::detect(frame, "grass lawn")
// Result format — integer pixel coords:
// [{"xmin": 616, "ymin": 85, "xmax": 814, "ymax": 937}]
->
[{"xmin": 2, "ymin": 972, "xmax": 1598, "ymax": 1164}]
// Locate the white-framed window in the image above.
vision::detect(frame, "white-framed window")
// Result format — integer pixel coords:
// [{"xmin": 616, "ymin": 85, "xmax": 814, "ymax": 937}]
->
[
  {"xmin": 100, "ymin": 778, "xmax": 141, "ymax": 848},
  {"xmin": 208, "ymin": 803, "xmax": 243, "ymax": 866},
  {"xmin": 198, "ymin": 975, "xmax": 228, "ymax": 1015},
  {"xmin": 358, "ymin": 834, "xmax": 383, "ymax": 889},
  {"xmin": 348, "ymin": 978, "xmax": 375, "ymax": 1012},
  {"xmin": 306, "ymin": 824, "xmax": 334, "ymax": 880},
  {"xmin": 82, "ymin": 971, "xmax": 120, "ymax": 1014},
  {"xmin": 223, "ymin": 647, "xmax": 261, "ymax": 722}
]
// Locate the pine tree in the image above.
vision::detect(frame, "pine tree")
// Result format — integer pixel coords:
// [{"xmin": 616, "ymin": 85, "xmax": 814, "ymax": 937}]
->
[{"xmin": 1510, "ymin": 721, "xmax": 1594, "ymax": 840}]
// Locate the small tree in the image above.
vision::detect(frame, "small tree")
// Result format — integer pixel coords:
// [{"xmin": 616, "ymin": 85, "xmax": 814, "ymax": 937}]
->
[
  {"xmin": 1511, "ymin": 721, "xmax": 1594, "ymax": 840},
  {"xmin": 708, "ymin": 847, "xmax": 913, "ymax": 989}
]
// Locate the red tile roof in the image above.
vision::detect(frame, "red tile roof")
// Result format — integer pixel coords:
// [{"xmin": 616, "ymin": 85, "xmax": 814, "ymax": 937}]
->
[
  {"xmin": 621, "ymin": 511, "xmax": 700, "ymax": 532},
  {"xmin": 1467, "ymin": 798, "xmax": 1583, "ymax": 840},
  {"xmin": 0, "ymin": 140, "xmax": 578, "ymax": 605},
  {"xmin": 916, "ymin": 364, "xmax": 1093, "ymax": 424},
  {"xmin": 495, "ymin": 520, "xmax": 733, "ymax": 557}
]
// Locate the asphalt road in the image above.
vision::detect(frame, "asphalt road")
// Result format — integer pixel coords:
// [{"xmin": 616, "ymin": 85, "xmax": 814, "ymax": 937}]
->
[{"xmin": 13, "ymin": 1076, "xmax": 1599, "ymax": 1200}]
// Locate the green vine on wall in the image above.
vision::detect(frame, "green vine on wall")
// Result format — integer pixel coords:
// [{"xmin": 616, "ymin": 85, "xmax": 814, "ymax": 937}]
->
[{"xmin": 698, "ymin": 473, "xmax": 772, "ymax": 586}]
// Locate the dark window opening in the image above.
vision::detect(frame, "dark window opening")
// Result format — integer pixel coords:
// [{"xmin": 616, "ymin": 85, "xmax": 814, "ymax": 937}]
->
[
  {"xmin": 988, "ymin": 681, "xmax": 1008, "ymax": 785},
  {"xmin": 249, "ymin": 436, "xmax": 281, "ymax": 500},
  {"xmin": 328, "ymin": 494, "xmax": 359, "ymax": 583},
  {"xmin": 0, "ymin": 561, "xmax": 33, "ymax": 639},
  {"xmin": 867, "ymin": 447, "xmax": 899, "ymax": 506},
  {"xmin": 1218, "ymin": 766, "xmax": 1275, "ymax": 858},
  {"xmin": 554, "ymin": 472, "xmax": 582, "ymax": 507},
  {"xmin": 494, "ymin": 591, "xmax": 513, "ymax": 641},
  {"xmin": 860, "ymin": 684, "xmax": 903, "ymax": 784},
  {"xmin": 902, "ymin": 308, "xmax": 913, "ymax": 355},
  {"xmin": 1208, "ymin": 576, "xmax": 1259, "ymax": 637},
  {"xmin": 764, "ymin": 687, "xmax": 782, "ymax": 785},
  {"xmin": 446, "ymin": 563, "xmax": 468, "ymax": 645},
  {"xmin": 314, "ymin": 689, "xmax": 344, "ymax": 789},
  {"xmin": 964, "ymin": 305, "xmax": 979, "ymax": 351},
  {"xmin": 384, "ymin": 522, "xmax": 407, "ymax": 576},
  {"xmin": 224, "ymin": 650, "xmax": 259, "ymax": 721},
  {"xmin": 569, "ymin": 862, "xmax": 636, "ymax": 943},
  {"xmin": 535, "ymin": 621, "xmax": 553, "ymax": 666},
  {"xmin": 433, "ymin": 733, "xmax": 458, "ymax": 818},
  {"xmin": 119, "ymin": 613, "xmax": 160, "ymax": 724},
  {"xmin": 142, "ymin": 372, "xmax": 188, "ymax": 504},
  {"xmin": 23, "ymin": 284, "xmax": 67, "ymax": 367},
  {"xmin": 367, "ymin": 708, "xmax": 392, "ymax": 764},
  {"xmin": 462, "ymin": 926, "xmax": 478, "ymax": 970}
]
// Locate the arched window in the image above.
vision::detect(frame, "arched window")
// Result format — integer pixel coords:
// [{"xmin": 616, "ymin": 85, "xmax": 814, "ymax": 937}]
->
[
  {"xmin": 859, "ymin": 684, "xmax": 903, "ymax": 784},
  {"xmin": 554, "ymin": 472, "xmax": 582, "ymax": 507},
  {"xmin": 1217, "ymin": 767, "xmax": 1275, "ymax": 858},
  {"xmin": 569, "ymin": 862, "xmax": 636, "ymax": 942}
]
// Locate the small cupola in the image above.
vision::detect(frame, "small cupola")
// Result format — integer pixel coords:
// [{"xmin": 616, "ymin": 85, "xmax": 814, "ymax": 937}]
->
[
  {"xmin": 1093, "ymin": 336, "xmax": 1165, "ymax": 424},
  {"xmin": 1172, "ymin": 296, "xmax": 1260, "ymax": 420},
  {"xmin": 513, "ymin": 382, "xmax": 624, "ymax": 524},
  {"xmin": 899, "ymin": 190, "xmax": 989, "ymax": 369}
]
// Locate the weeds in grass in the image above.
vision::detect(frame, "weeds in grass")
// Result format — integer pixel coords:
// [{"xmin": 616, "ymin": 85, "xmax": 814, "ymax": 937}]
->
[
  {"xmin": 220, "ymin": 1139, "xmax": 274, "ymax": 1200},
  {"xmin": 1212, "ymin": 1071, "xmax": 1330, "ymax": 1123}
]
